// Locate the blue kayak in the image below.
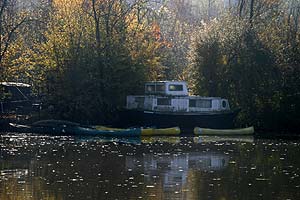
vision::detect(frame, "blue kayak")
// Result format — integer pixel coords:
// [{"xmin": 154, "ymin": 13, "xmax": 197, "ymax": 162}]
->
[
  {"xmin": 9, "ymin": 120, "xmax": 141, "ymax": 137},
  {"xmin": 73, "ymin": 126, "xmax": 141, "ymax": 137}
]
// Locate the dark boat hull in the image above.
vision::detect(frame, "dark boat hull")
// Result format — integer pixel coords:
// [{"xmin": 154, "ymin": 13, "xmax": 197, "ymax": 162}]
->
[
  {"xmin": 7, "ymin": 120, "xmax": 141, "ymax": 137},
  {"xmin": 118, "ymin": 109, "xmax": 239, "ymax": 134}
]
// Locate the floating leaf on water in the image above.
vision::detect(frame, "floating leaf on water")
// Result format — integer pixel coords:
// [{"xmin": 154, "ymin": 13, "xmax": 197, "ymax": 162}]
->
[
  {"xmin": 146, "ymin": 185, "xmax": 155, "ymax": 188},
  {"xmin": 255, "ymin": 178, "xmax": 269, "ymax": 181},
  {"xmin": 17, "ymin": 180, "xmax": 26, "ymax": 184}
]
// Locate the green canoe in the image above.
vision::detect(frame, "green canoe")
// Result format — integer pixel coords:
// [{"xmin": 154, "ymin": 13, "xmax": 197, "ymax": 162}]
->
[{"xmin": 194, "ymin": 126, "xmax": 254, "ymax": 135}]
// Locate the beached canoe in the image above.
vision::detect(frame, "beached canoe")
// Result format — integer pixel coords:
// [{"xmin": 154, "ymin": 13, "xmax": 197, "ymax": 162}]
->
[
  {"xmin": 141, "ymin": 127, "xmax": 181, "ymax": 136},
  {"xmin": 94, "ymin": 126, "xmax": 124, "ymax": 131},
  {"xmin": 9, "ymin": 120, "xmax": 141, "ymax": 137},
  {"xmin": 74, "ymin": 127, "xmax": 141, "ymax": 137},
  {"xmin": 194, "ymin": 126, "xmax": 254, "ymax": 135},
  {"xmin": 95, "ymin": 126, "xmax": 181, "ymax": 136}
]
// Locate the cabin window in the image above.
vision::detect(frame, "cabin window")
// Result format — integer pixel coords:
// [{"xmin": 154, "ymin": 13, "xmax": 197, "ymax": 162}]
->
[
  {"xmin": 169, "ymin": 84, "xmax": 183, "ymax": 91},
  {"xmin": 134, "ymin": 97, "xmax": 144, "ymax": 109},
  {"xmin": 135, "ymin": 97, "xmax": 144, "ymax": 104},
  {"xmin": 157, "ymin": 98, "xmax": 171, "ymax": 106},
  {"xmin": 156, "ymin": 84, "xmax": 165, "ymax": 92},
  {"xmin": 146, "ymin": 84, "xmax": 165, "ymax": 93},
  {"xmin": 189, "ymin": 99, "xmax": 212, "ymax": 108},
  {"xmin": 222, "ymin": 100, "xmax": 227, "ymax": 108},
  {"xmin": 146, "ymin": 85, "xmax": 155, "ymax": 92}
]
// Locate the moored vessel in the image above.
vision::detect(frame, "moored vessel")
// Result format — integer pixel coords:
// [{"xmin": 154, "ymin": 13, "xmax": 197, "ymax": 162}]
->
[{"xmin": 120, "ymin": 81, "xmax": 240, "ymax": 133}]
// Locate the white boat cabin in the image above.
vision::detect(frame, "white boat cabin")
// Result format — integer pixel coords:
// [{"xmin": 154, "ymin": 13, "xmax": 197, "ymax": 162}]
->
[{"xmin": 126, "ymin": 81, "xmax": 231, "ymax": 113}]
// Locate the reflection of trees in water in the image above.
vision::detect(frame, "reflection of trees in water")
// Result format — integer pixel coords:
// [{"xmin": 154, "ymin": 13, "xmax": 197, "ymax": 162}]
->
[
  {"xmin": 0, "ymin": 135, "xmax": 300, "ymax": 200},
  {"xmin": 0, "ymin": 136, "xmax": 144, "ymax": 199},
  {"xmin": 0, "ymin": 168, "xmax": 63, "ymax": 200},
  {"xmin": 0, "ymin": 169, "xmax": 28, "ymax": 179}
]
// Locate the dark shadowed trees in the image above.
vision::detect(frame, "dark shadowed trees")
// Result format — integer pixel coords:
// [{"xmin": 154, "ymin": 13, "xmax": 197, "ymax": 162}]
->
[{"xmin": 190, "ymin": 0, "xmax": 300, "ymax": 131}]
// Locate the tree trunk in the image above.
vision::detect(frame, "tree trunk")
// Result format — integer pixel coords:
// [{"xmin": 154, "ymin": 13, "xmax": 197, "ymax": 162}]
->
[
  {"xmin": 238, "ymin": 0, "xmax": 244, "ymax": 18},
  {"xmin": 249, "ymin": 0, "xmax": 255, "ymax": 27}
]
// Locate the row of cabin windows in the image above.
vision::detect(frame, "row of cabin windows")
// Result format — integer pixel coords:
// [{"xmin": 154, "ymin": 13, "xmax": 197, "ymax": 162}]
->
[
  {"xmin": 189, "ymin": 99, "xmax": 212, "ymax": 108},
  {"xmin": 155, "ymin": 98, "xmax": 212, "ymax": 108},
  {"xmin": 157, "ymin": 98, "xmax": 171, "ymax": 105},
  {"xmin": 134, "ymin": 97, "xmax": 227, "ymax": 109},
  {"xmin": 146, "ymin": 85, "xmax": 165, "ymax": 92},
  {"xmin": 146, "ymin": 84, "xmax": 183, "ymax": 93}
]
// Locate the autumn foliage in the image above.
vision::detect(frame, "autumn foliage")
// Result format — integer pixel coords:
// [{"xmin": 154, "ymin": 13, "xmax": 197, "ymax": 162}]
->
[{"xmin": 1, "ymin": 0, "xmax": 299, "ymax": 132}]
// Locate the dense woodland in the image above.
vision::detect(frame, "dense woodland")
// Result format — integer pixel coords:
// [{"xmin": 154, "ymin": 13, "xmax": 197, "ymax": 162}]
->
[{"xmin": 0, "ymin": 0, "xmax": 299, "ymax": 132}]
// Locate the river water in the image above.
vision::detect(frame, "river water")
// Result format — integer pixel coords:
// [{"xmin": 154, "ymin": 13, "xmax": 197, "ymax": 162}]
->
[{"xmin": 0, "ymin": 133, "xmax": 300, "ymax": 200}]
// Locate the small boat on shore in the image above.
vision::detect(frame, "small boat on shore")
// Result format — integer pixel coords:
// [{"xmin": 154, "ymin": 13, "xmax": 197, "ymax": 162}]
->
[
  {"xmin": 194, "ymin": 126, "xmax": 254, "ymax": 136},
  {"xmin": 7, "ymin": 119, "xmax": 253, "ymax": 137},
  {"xmin": 8, "ymin": 120, "xmax": 141, "ymax": 137},
  {"xmin": 8, "ymin": 120, "xmax": 181, "ymax": 137},
  {"xmin": 142, "ymin": 127, "xmax": 180, "ymax": 136},
  {"xmin": 95, "ymin": 125, "xmax": 181, "ymax": 136}
]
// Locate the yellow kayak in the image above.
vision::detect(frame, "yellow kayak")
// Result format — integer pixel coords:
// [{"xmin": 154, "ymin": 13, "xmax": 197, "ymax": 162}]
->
[
  {"xmin": 94, "ymin": 126, "xmax": 181, "ymax": 136},
  {"xmin": 141, "ymin": 127, "xmax": 181, "ymax": 136},
  {"xmin": 94, "ymin": 126, "xmax": 124, "ymax": 131},
  {"xmin": 194, "ymin": 126, "xmax": 254, "ymax": 135}
]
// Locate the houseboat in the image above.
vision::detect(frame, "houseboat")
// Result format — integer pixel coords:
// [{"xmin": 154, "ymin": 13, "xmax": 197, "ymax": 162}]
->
[
  {"xmin": 120, "ymin": 81, "xmax": 240, "ymax": 133},
  {"xmin": 0, "ymin": 82, "xmax": 32, "ymax": 114},
  {"xmin": 0, "ymin": 82, "xmax": 42, "ymax": 131}
]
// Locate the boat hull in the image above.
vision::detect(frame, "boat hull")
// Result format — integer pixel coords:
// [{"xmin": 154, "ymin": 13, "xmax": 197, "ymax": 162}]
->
[
  {"xmin": 95, "ymin": 125, "xmax": 181, "ymax": 136},
  {"xmin": 118, "ymin": 109, "xmax": 239, "ymax": 134},
  {"xmin": 194, "ymin": 126, "xmax": 254, "ymax": 135},
  {"xmin": 141, "ymin": 127, "xmax": 181, "ymax": 136},
  {"xmin": 8, "ymin": 122, "xmax": 141, "ymax": 137}
]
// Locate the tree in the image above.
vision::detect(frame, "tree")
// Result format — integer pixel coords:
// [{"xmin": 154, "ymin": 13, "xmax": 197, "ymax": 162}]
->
[
  {"xmin": 189, "ymin": 14, "xmax": 281, "ymax": 129},
  {"xmin": 29, "ymin": 0, "xmax": 166, "ymax": 123},
  {"xmin": 0, "ymin": 0, "xmax": 28, "ymax": 80},
  {"xmin": 189, "ymin": 0, "xmax": 300, "ymax": 132}
]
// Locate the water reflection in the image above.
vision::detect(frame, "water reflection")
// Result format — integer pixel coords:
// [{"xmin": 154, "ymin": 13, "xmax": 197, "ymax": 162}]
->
[
  {"xmin": 76, "ymin": 135, "xmax": 254, "ymax": 145},
  {"xmin": 0, "ymin": 169, "xmax": 29, "ymax": 179},
  {"xmin": 0, "ymin": 133, "xmax": 300, "ymax": 200},
  {"xmin": 126, "ymin": 151, "xmax": 229, "ymax": 197}
]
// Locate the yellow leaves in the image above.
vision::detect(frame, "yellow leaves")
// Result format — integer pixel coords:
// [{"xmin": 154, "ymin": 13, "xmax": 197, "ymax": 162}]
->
[
  {"xmin": 146, "ymin": 56, "xmax": 166, "ymax": 81},
  {"xmin": 152, "ymin": 22, "xmax": 162, "ymax": 41},
  {"xmin": 125, "ymin": 15, "xmax": 170, "ymax": 81},
  {"xmin": 263, "ymin": 0, "xmax": 281, "ymax": 5},
  {"xmin": 53, "ymin": 0, "xmax": 83, "ymax": 16},
  {"xmin": 221, "ymin": 55, "xmax": 228, "ymax": 65},
  {"xmin": 42, "ymin": 0, "xmax": 95, "ymax": 71},
  {"xmin": 50, "ymin": 0, "xmax": 92, "ymax": 35}
]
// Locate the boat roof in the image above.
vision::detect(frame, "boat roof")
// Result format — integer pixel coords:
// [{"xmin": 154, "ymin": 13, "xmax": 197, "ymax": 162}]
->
[
  {"xmin": 0, "ymin": 82, "xmax": 31, "ymax": 87},
  {"xmin": 145, "ymin": 81, "xmax": 187, "ymax": 84},
  {"xmin": 189, "ymin": 96, "xmax": 222, "ymax": 99}
]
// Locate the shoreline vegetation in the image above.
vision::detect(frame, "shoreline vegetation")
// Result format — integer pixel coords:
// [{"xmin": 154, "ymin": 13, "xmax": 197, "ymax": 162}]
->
[{"xmin": 0, "ymin": 0, "xmax": 299, "ymax": 134}]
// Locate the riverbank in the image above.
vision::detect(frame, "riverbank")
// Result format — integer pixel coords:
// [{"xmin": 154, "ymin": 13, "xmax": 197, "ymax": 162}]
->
[{"xmin": 0, "ymin": 114, "xmax": 300, "ymax": 140}]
